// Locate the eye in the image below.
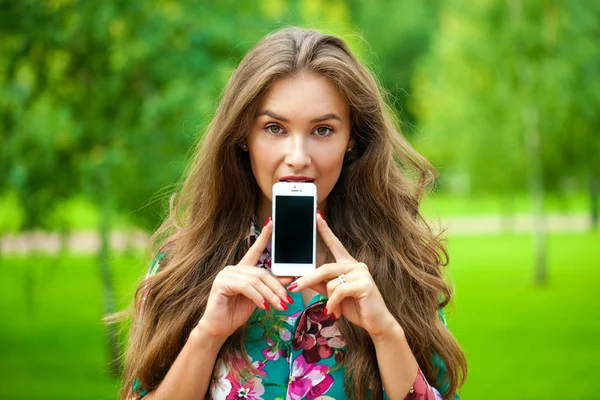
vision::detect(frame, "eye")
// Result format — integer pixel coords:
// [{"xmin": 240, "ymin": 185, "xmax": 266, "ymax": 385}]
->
[
  {"xmin": 314, "ymin": 126, "xmax": 333, "ymax": 137},
  {"xmin": 265, "ymin": 124, "xmax": 284, "ymax": 135}
]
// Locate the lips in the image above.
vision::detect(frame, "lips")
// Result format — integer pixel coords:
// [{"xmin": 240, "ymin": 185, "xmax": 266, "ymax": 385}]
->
[{"xmin": 279, "ymin": 175, "xmax": 315, "ymax": 182}]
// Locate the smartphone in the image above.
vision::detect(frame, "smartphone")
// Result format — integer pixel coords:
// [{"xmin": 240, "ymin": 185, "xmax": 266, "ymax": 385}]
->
[{"xmin": 271, "ymin": 182, "xmax": 317, "ymax": 276}]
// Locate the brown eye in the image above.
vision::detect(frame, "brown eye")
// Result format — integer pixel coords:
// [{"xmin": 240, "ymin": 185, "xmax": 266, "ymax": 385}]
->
[
  {"xmin": 314, "ymin": 126, "xmax": 333, "ymax": 137},
  {"xmin": 266, "ymin": 124, "xmax": 283, "ymax": 134}
]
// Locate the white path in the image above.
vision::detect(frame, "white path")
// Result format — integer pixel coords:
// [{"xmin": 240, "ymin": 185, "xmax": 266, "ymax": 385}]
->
[{"xmin": 0, "ymin": 214, "xmax": 593, "ymax": 255}]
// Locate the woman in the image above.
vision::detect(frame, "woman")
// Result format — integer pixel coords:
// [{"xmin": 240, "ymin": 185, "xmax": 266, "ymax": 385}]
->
[{"xmin": 119, "ymin": 27, "xmax": 467, "ymax": 400}]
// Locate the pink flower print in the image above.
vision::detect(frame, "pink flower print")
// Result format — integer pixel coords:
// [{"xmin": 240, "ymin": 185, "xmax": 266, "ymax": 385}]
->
[
  {"xmin": 409, "ymin": 367, "xmax": 445, "ymax": 400},
  {"xmin": 262, "ymin": 338, "xmax": 281, "ymax": 361},
  {"xmin": 293, "ymin": 306, "xmax": 345, "ymax": 363},
  {"xmin": 308, "ymin": 336, "xmax": 334, "ymax": 362},
  {"xmin": 262, "ymin": 338, "xmax": 287, "ymax": 361},
  {"xmin": 285, "ymin": 310, "xmax": 302, "ymax": 326},
  {"xmin": 225, "ymin": 376, "xmax": 265, "ymax": 400},
  {"xmin": 286, "ymin": 354, "xmax": 334, "ymax": 400},
  {"xmin": 252, "ymin": 360, "xmax": 267, "ymax": 377},
  {"xmin": 320, "ymin": 325, "xmax": 346, "ymax": 349},
  {"xmin": 256, "ymin": 250, "xmax": 271, "ymax": 270},
  {"xmin": 279, "ymin": 328, "xmax": 292, "ymax": 341},
  {"xmin": 210, "ymin": 360, "xmax": 232, "ymax": 398}
]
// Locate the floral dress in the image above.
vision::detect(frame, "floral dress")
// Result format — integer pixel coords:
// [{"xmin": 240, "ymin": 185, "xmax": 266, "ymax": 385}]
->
[{"xmin": 133, "ymin": 221, "xmax": 459, "ymax": 400}]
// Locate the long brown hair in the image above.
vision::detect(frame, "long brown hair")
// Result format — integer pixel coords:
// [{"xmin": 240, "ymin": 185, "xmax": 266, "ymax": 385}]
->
[{"xmin": 115, "ymin": 27, "xmax": 467, "ymax": 400}]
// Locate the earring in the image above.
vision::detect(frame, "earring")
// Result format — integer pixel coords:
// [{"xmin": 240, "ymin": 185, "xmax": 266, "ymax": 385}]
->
[
  {"xmin": 346, "ymin": 147, "xmax": 352, "ymax": 153},
  {"xmin": 241, "ymin": 141, "xmax": 249, "ymax": 151}
]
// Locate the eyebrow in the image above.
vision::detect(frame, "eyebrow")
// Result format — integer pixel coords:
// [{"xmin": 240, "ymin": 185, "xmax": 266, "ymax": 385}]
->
[{"xmin": 260, "ymin": 109, "xmax": 342, "ymax": 124}]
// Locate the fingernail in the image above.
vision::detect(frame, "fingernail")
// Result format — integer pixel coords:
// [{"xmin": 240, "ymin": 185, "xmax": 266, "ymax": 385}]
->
[
  {"xmin": 262, "ymin": 300, "xmax": 270, "ymax": 310},
  {"xmin": 324, "ymin": 306, "xmax": 329, "ymax": 315},
  {"xmin": 280, "ymin": 300, "xmax": 288, "ymax": 310},
  {"xmin": 332, "ymin": 313, "xmax": 338, "ymax": 321},
  {"xmin": 286, "ymin": 293, "xmax": 294, "ymax": 304},
  {"xmin": 287, "ymin": 282, "xmax": 298, "ymax": 291},
  {"xmin": 264, "ymin": 217, "xmax": 272, "ymax": 227},
  {"xmin": 317, "ymin": 210, "xmax": 325, "ymax": 221}
]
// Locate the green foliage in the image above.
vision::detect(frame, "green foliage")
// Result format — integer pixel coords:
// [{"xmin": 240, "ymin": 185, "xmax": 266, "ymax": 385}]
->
[
  {"xmin": 1, "ymin": 0, "xmax": 271, "ymax": 229},
  {"xmin": 348, "ymin": 0, "xmax": 442, "ymax": 131},
  {"xmin": 0, "ymin": 0, "xmax": 366, "ymax": 231},
  {"xmin": 2, "ymin": 0, "xmax": 597, "ymax": 226},
  {"xmin": 413, "ymin": 0, "xmax": 600, "ymax": 195}
]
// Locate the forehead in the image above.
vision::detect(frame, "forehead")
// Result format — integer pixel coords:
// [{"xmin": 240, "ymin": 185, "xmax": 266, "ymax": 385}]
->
[{"xmin": 258, "ymin": 72, "xmax": 349, "ymax": 119}]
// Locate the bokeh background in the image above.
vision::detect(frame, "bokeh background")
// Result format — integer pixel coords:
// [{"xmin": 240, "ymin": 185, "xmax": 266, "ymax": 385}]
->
[{"xmin": 1, "ymin": 1, "xmax": 599, "ymax": 399}]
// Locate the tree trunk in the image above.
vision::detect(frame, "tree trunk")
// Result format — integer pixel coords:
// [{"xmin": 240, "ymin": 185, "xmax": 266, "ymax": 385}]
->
[
  {"xmin": 523, "ymin": 104, "xmax": 547, "ymax": 285},
  {"xmin": 97, "ymin": 165, "xmax": 122, "ymax": 376},
  {"xmin": 590, "ymin": 175, "xmax": 599, "ymax": 231},
  {"xmin": 500, "ymin": 191, "xmax": 516, "ymax": 233},
  {"xmin": 510, "ymin": 0, "xmax": 548, "ymax": 285}
]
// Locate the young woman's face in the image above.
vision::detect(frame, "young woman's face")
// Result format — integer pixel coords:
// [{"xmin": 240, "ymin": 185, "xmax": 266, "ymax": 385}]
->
[{"xmin": 247, "ymin": 72, "xmax": 353, "ymax": 216}]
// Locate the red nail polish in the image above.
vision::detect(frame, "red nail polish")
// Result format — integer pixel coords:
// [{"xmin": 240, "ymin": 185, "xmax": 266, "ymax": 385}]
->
[
  {"xmin": 332, "ymin": 313, "xmax": 338, "ymax": 321},
  {"xmin": 286, "ymin": 293, "xmax": 294, "ymax": 304},
  {"xmin": 263, "ymin": 300, "xmax": 270, "ymax": 310},
  {"xmin": 287, "ymin": 282, "xmax": 298, "ymax": 291},
  {"xmin": 324, "ymin": 306, "xmax": 329, "ymax": 315},
  {"xmin": 264, "ymin": 217, "xmax": 272, "ymax": 227},
  {"xmin": 280, "ymin": 300, "xmax": 288, "ymax": 310},
  {"xmin": 317, "ymin": 210, "xmax": 325, "ymax": 221}
]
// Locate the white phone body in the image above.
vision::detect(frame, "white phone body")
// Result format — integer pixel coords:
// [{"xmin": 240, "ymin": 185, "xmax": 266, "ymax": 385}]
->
[{"xmin": 271, "ymin": 182, "xmax": 317, "ymax": 276}]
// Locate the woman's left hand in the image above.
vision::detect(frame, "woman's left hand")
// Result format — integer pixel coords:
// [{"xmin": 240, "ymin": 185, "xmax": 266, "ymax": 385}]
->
[{"xmin": 288, "ymin": 213, "xmax": 399, "ymax": 338}]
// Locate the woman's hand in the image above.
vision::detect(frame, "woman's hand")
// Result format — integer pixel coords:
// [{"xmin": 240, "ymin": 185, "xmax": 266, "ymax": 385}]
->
[
  {"xmin": 197, "ymin": 219, "xmax": 294, "ymax": 341},
  {"xmin": 289, "ymin": 213, "xmax": 399, "ymax": 338}
]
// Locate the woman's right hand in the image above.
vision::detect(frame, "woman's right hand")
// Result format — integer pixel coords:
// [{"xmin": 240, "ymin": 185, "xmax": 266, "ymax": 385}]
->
[{"xmin": 196, "ymin": 218, "xmax": 294, "ymax": 341}]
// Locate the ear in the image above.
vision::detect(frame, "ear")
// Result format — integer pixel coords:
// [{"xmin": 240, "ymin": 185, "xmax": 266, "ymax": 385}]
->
[{"xmin": 347, "ymin": 137, "xmax": 356, "ymax": 150}]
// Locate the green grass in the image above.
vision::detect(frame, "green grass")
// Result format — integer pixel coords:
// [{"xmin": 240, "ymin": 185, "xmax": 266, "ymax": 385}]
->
[
  {"xmin": 0, "ymin": 252, "xmax": 147, "ymax": 400},
  {"xmin": 0, "ymin": 232, "xmax": 598, "ymax": 399},
  {"xmin": 446, "ymin": 232, "xmax": 600, "ymax": 399}
]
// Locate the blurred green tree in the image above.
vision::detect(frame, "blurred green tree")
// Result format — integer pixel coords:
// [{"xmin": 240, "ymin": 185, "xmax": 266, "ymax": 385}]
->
[
  {"xmin": 414, "ymin": 0, "xmax": 600, "ymax": 205},
  {"xmin": 412, "ymin": 0, "xmax": 600, "ymax": 281},
  {"xmin": 0, "ymin": 0, "xmax": 360, "ymax": 374},
  {"xmin": 0, "ymin": 0, "xmax": 280, "ymax": 374},
  {"xmin": 348, "ymin": 0, "xmax": 442, "ymax": 133}
]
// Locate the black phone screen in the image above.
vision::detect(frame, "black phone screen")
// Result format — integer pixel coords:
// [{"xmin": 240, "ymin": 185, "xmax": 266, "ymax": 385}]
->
[{"xmin": 274, "ymin": 195, "xmax": 314, "ymax": 263}]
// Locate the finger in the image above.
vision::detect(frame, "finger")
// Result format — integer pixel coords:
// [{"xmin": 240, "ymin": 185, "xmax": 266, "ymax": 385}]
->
[
  {"xmin": 325, "ymin": 269, "xmax": 362, "ymax": 316},
  {"xmin": 239, "ymin": 266, "xmax": 295, "ymax": 306},
  {"xmin": 316, "ymin": 213, "xmax": 355, "ymax": 263},
  {"xmin": 235, "ymin": 272, "xmax": 288, "ymax": 311},
  {"xmin": 277, "ymin": 276, "xmax": 295, "ymax": 286},
  {"xmin": 288, "ymin": 262, "xmax": 354, "ymax": 293},
  {"xmin": 325, "ymin": 278, "xmax": 342, "ymax": 316},
  {"xmin": 238, "ymin": 219, "xmax": 272, "ymax": 266},
  {"xmin": 312, "ymin": 281, "xmax": 328, "ymax": 297},
  {"xmin": 326, "ymin": 281, "xmax": 363, "ymax": 315},
  {"xmin": 326, "ymin": 277, "xmax": 342, "ymax": 299},
  {"xmin": 215, "ymin": 271, "xmax": 268, "ymax": 310}
]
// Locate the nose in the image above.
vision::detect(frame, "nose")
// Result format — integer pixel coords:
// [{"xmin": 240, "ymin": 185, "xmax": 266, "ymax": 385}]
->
[{"xmin": 284, "ymin": 134, "xmax": 311, "ymax": 170}]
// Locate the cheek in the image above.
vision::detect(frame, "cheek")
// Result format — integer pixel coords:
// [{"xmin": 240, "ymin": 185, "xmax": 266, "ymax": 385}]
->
[
  {"xmin": 249, "ymin": 143, "xmax": 280, "ymax": 197},
  {"xmin": 315, "ymin": 146, "xmax": 345, "ymax": 176},
  {"xmin": 250, "ymin": 145, "xmax": 279, "ymax": 175},
  {"xmin": 314, "ymin": 148, "xmax": 346, "ymax": 195}
]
